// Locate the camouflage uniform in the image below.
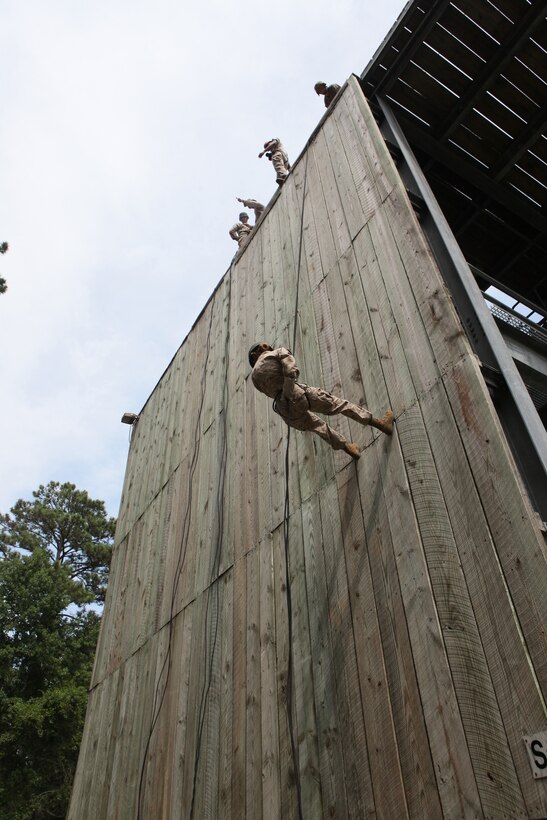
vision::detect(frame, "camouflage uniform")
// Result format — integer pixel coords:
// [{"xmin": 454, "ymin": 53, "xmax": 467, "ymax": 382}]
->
[
  {"xmin": 263, "ymin": 139, "xmax": 290, "ymax": 184},
  {"xmin": 323, "ymin": 83, "xmax": 341, "ymax": 108},
  {"xmin": 238, "ymin": 198, "xmax": 265, "ymax": 222},
  {"xmin": 251, "ymin": 347, "xmax": 372, "ymax": 452},
  {"xmin": 229, "ymin": 220, "xmax": 252, "ymax": 249}
]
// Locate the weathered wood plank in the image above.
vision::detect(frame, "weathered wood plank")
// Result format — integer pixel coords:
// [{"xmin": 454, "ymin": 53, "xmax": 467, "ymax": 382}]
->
[
  {"xmin": 220, "ymin": 402, "xmax": 237, "ymax": 575},
  {"xmin": 423, "ymin": 375, "xmax": 547, "ymax": 817},
  {"xmin": 312, "ymin": 130, "xmax": 352, "ymax": 266},
  {"xmin": 303, "ymin": 138, "xmax": 340, "ymax": 285},
  {"xmin": 335, "ymin": 242, "xmax": 443, "ymax": 817},
  {"xmin": 246, "ymin": 545, "xmax": 263, "ymax": 819},
  {"xmin": 366, "ymin": 427, "xmax": 483, "ymax": 817},
  {"xmin": 324, "ymin": 472, "xmax": 409, "ymax": 819},
  {"xmin": 323, "ymin": 477, "xmax": 382, "ymax": 818},
  {"xmin": 90, "ymin": 533, "xmax": 125, "ymax": 684},
  {"xmin": 132, "ymin": 630, "xmax": 165, "ymax": 820},
  {"xmin": 311, "ymin": 276, "xmax": 350, "ymax": 474},
  {"xmin": 341, "ymin": 464, "xmax": 444, "ymax": 819},
  {"xmin": 218, "ymin": 569, "xmax": 234, "ymax": 818},
  {"xmin": 200, "ymin": 284, "xmax": 227, "ymax": 435},
  {"xmin": 244, "ymin": 378, "xmax": 260, "ymax": 553},
  {"xmin": 340, "ymin": 77, "xmax": 399, "ymax": 207},
  {"xmin": 275, "ymin": 172, "xmax": 304, "ymax": 314},
  {"xmin": 69, "ymin": 683, "xmax": 104, "ymax": 818},
  {"xmin": 381, "ymin": 189, "xmax": 471, "ymax": 377},
  {"xmin": 442, "ymin": 355, "xmax": 547, "ymax": 692},
  {"xmin": 301, "ymin": 490, "xmax": 348, "ymax": 818},
  {"xmin": 189, "ymin": 577, "xmax": 223, "ymax": 819},
  {"xmin": 268, "ymin": 193, "xmax": 289, "ymax": 339},
  {"xmin": 259, "ymin": 533, "xmax": 281, "ymax": 820},
  {"xmin": 142, "ymin": 624, "xmax": 174, "ymax": 819},
  {"xmin": 169, "ymin": 605, "xmax": 194, "ymax": 818},
  {"xmin": 291, "ymin": 299, "xmax": 331, "ymax": 503},
  {"xmin": 287, "ymin": 151, "xmax": 324, "ymax": 298},
  {"xmin": 191, "ymin": 423, "xmax": 217, "ymax": 598},
  {"xmin": 286, "ymin": 506, "xmax": 322, "ymax": 817},
  {"xmin": 321, "ymin": 109, "xmax": 367, "ymax": 242},
  {"xmin": 178, "ymin": 592, "xmax": 207, "ymax": 817},
  {"xmin": 271, "ymin": 523, "xmax": 298, "ymax": 820},
  {"xmin": 231, "ymin": 553, "xmax": 247, "ymax": 817},
  {"xmin": 261, "ymin": 214, "xmax": 276, "ymax": 342},
  {"xmin": 344, "ymin": 211, "xmax": 482, "ymax": 816},
  {"xmin": 398, "ymin": 398, "xmax": 527, "ymax": 818}
]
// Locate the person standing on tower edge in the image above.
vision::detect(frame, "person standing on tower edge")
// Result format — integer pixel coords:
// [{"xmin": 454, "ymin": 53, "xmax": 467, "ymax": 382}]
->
[
  {"xmin": 229, "ymin": 212, "xmax": 253, "ymax": 249},
  {"xmin": 314, "ymin": 81, "xmax": 341, "ymax": 108},
  {"xmin": 258, "ymin": 138, "xmax": 290, "ymax": 186},
  {"xmin": 236, "ymin": 197, "xmax": 265, "ymax": 222}
]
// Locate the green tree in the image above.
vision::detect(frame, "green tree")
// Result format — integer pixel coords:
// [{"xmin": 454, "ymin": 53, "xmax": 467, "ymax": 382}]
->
[
  {"xmin": 0, "ymin": 240, "xmax": 8, "ymax": 294},
  {"xmin": 0, "ymin": 481, "xmax": 116, "ymax": 603},
  {"xmin": 0, "ymin": 483, "xmax": 115, "ymax": 820}
]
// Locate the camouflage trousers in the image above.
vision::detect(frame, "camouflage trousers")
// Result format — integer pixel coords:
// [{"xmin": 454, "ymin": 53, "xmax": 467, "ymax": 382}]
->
[
  {"xmin": 274, "ymin": 380, "xmax": 371, "ymax": 451},
  {"xmin": 271, "ymin": 150, "xmax": 290, "ymax": 182}
]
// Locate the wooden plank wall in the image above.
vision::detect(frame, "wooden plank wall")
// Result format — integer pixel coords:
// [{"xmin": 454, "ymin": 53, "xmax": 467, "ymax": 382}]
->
[{"xmin": 69, "ymin": 76, "xmax": 547, "ymax": 820}]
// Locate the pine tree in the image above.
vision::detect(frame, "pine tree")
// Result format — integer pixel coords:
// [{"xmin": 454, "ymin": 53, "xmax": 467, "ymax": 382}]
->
[
  {"xmin": 0, "ymin": 482, "xmax": 115, "ymax": 820},
  {"xmin": 0, "ymin": 241, "xmax": 9, "ymax": 294},
  {"xmin": 0, "ymin": 481, "xmax": 116, "ymax": 603}
]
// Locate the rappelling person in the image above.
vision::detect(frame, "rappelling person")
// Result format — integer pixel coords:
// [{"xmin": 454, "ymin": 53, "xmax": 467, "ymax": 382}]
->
[
  {"xmin": 236, "ymin": 197, "xmax": 265, "ymax": 222},
  {"xmin": 314, "ymin": 80, "xmax": 341, "ymax": 109},
  {"xmin": 229, "ymin": 212, "xmax": 253, "ymax": 250},
  {"xmin": 249, "ymin": 342, "xmax": 394, "ymax": 459},
  {"xmin": 258, "ymin": 138, "xmax": 290, "ymax": 186}
]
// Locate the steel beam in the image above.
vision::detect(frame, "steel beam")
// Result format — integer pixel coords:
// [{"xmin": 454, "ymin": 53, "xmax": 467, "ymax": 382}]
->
[{"xmin": 378, "ymin": 97, "xmax": 547, "ymax": 521}]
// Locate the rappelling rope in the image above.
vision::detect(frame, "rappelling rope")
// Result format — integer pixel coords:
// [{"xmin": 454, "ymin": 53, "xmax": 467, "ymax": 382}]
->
[
  {"xmin": 189, "ymin": 267, "xmax": 233, "ymax": 818},
  {"xmin": 282, "ymin": 147, "xmax": 310, "ymax": 820},
  {"xmin": 136, "ymin": 295, "xmax": 217, "ymax": 820}
]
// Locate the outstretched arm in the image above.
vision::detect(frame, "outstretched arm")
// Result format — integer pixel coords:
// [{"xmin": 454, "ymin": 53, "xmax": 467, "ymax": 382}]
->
[{"xmin": 259, "ymin": 139, "xmax": 277, "ymax": 158}]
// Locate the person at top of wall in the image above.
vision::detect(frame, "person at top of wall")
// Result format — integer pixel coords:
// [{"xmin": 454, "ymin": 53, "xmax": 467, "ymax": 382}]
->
[
  {"xmin": 314, "ymin": 81, "xmax": 341, "ymax": 108},
  {"xmin": 229, "ymin": 212, "xmax": 252, "ymax": 249},
  {"xmin": 258, "ymin": 138, "xmax": 290, "ymax": 186},
  {"xmin": 236, "ymin": 197, "xmax": 265, "ymax": 222}
]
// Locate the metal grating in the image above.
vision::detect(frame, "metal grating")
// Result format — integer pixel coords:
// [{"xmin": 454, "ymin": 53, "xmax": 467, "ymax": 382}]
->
[
  {"xmin": 486, "ymin": 296, "xmax": 547, "ymax": 346},
  {"xmin": 362, "ymin": 0, "xmax": 547, "ymax": 311}
]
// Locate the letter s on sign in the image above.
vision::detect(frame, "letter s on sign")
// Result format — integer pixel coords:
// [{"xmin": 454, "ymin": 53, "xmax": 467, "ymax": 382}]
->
[
  {"xmin": 524, "ymin": 732, "xmax": 547, "ymax": 779},
  {"xmin": 531, "ymin": 740, "xmax": 547, "ymax": 770}
]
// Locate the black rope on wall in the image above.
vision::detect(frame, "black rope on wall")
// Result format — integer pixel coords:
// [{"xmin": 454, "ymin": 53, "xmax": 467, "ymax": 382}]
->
[
  {"xmin": 282, "ymin": 148, "xmax": 310, "ymax": 820},
  {"xmin": 136, "ymin": 139, "xmax": 311, "ymax": 816},
  {"xmin": 189, "ymin": 266, "xmax": 233, "ymax": 818},
  {"xmin": 136, "ymin": 296, "xmax": 217, "ymax": 820}
]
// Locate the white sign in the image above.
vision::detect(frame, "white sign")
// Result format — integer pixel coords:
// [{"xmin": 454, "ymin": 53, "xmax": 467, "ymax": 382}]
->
[{"xmin": 523, "ymin": 731, "xmax": 547, "ymax": 779}]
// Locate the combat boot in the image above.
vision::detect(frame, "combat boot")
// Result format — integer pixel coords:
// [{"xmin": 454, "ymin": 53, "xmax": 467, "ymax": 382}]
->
[{"xmin": 370, "ymin": 410, "xmax": 394, "ymax": 436}]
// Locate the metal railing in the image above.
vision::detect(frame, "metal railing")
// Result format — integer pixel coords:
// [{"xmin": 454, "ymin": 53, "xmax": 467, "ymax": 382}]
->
[{"xmin": 484, "ymin": 294, "xmax": 547, "ymax": 350}]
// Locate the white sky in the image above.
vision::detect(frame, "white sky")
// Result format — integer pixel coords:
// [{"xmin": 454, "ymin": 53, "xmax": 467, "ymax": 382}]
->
[{"xmin": 0, "ymin": 0, "xmax": 408, "ymax": 518}]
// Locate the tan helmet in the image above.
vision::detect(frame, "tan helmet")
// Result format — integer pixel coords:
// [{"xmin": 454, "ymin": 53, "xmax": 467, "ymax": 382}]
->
[
  {"xmin": 248, "ymin": 343, "xmax": 263, "ymax": 367},
  {"xmin": 249, "ymin": 342, "xmax": 273, "ymax": 367}
]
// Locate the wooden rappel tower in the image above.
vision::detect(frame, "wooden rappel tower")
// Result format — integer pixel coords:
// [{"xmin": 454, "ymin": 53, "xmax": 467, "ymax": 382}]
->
[{"xmin": 69, "ymin": 3, "xmax": 547, "ymax": 817}]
